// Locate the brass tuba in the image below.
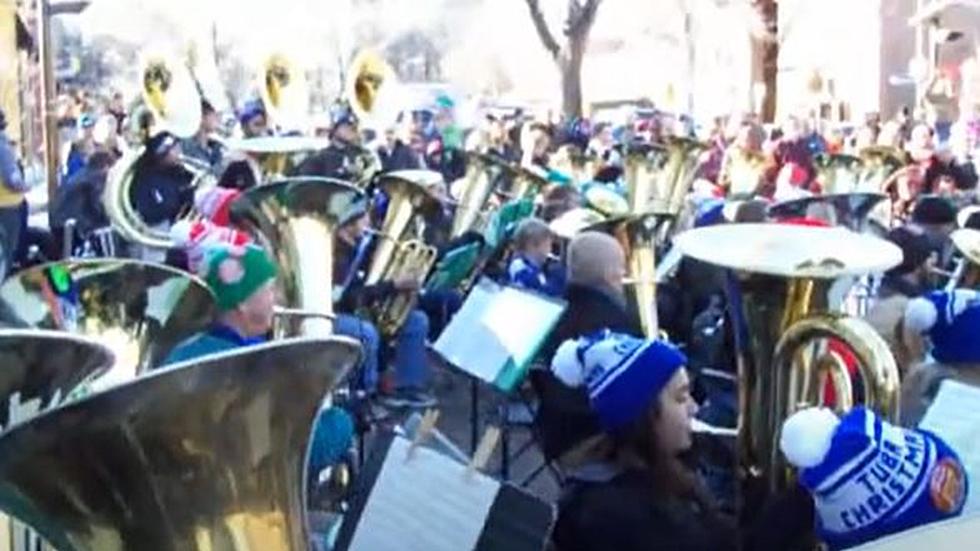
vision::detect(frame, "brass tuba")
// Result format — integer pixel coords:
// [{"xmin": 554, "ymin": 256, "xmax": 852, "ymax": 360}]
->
[
  {"xmin": 140, "ymin": 53, "xmax": 203, "ymax": 139},
  {"xmin": 0, "ymin": 337, "xmax": 361, "ymax": 551},
  {"xmin": 232, "ymin": 177, "xmax": 363, "ymax": 337},
  {"xmin": 449, "ymin": 151, "xmax": 513, "ymax": 238},
  {"xmin": 346, "ymin": 49, "xmax": 397, "ymax": 126},
  {"xmin": 582, "ymin": 137, "xmax": 708, "ymax": 338},
  {"xmin": 0, "ymin": 259, "xmax": 217, "ymax": 388},
  {"xmin": 362, "ymin": 171, "xmax": 442, "ymax": 337},
  {"xmin": 259, "ymin": 52, "xmax": 309, "ymax": 134},
  {"xmin": 768, "ymin": 153, "xmax": 892, "ymax": 233},
  {"xmin": 675, "ymin": 224, "xmax": 902, "ymax": 523}
]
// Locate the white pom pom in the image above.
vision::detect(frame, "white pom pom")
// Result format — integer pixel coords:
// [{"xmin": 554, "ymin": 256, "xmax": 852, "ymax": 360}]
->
[
  {"xmin": 169, "ymin": 220, "xmax": 194, "ymax": 247},
  {"xmin": 780, "ymin": 407, "xmax": 840, "ymax": 469},
  {"xmin": 905, "ymin": 296, "xmax": 938, "ymax": 334},
  {"xmin": 551, "ymin": 339, "xmax": 585, "ymax": 387}
]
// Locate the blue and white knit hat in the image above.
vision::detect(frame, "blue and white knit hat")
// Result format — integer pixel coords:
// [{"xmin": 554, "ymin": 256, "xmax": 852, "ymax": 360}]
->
[
  {"xmin": 905, "ymin": 289, "xmax": 980, "ymax": 364},
  {"xmin": 551, "ymin": 330, "xmax": 687, "ymax": 432},
  {"xmin": 780, "ymin": 407, "xmax": 967, "ymax": 550}
]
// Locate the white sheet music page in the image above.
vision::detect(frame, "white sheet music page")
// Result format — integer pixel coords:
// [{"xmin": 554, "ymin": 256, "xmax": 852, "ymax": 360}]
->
[
  {"xmin": 482, "ymin": 286, "xmax": 562, "ymax": 369},
  {"xmin": 918, "ymin": 379, "xmax": 980, "ymax": 514},
  {"xmin": 347, "ymin": 436, "xmax": 500, "ymax": 551},
  {"xmin": 434, "ymin": 281, "xmax": 510, "ymax": 383}
]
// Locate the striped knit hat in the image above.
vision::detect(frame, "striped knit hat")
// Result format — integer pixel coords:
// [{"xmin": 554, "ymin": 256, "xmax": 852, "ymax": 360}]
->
[
  {"xmin": 905, "ymin": 289, "xmax": 980, "ymax": 364},
  {"xmin": 781, "ymin": 407, "xmax": 967, "ymax": 549},
  {"xmin": 551, "ymin": 330, "xmax": 687, "ymax": 432}
]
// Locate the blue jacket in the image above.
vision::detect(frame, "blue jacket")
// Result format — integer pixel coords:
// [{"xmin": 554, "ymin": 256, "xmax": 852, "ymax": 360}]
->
[
  {"xmin": 160, "ymin": 324, "xmax": 265, "ymax": 367},
  {"xmin": 506, "ymin": 254, "xmax": 564, "ymax": 297}
]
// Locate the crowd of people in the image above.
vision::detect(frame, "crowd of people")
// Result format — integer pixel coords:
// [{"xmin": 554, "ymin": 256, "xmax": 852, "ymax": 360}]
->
[{"xmin": 3, "ymin": 76, "xmax": 980, "ymax": 549}]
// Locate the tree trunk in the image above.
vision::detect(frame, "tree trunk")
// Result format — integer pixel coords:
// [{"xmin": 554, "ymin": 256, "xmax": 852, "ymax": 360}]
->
[
  {"xmin": 758, "ymin": 0, "xmax": 778, "ymax": 122},
  {"xmin": 560, "ymin": 49, "xmax": 585, "ymax": 119}
]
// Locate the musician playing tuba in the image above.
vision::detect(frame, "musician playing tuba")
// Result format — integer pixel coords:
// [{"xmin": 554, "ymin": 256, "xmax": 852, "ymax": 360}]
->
[
  {"xmin": 129, "ymin": 131, "xmax": 196, "ymax": 261},
  {"xmin": 218, "ymin": 100, "xmax": 269, "ymax": 191},
  {"xmin": 294, "ymin": 102, "xmax": 370, "ymax": 182},
  {"xmin": 159, "ymin": 243, "xmax": 357, "ymax": 508},
  {"xmin": 180, "ymin": 99, "xmax": 224, "ymax": 170},
  {"xmin": 331, "ymin": 200, "xmax": 437, "ymax": 409}
]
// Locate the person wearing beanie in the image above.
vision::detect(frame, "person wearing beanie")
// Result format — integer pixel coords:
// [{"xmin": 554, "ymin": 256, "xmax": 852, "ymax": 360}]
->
[
  {"xmin": 162, "ymin": 244, "xmax": 277, "ymax": 366},
  {"xmin": 551, "ymin": 329, "xmax": 813, "ymax": 551},
  {"xmin": 169, "ymin": 218, "xmax": 253, "ymax": 274},
  {"xmin": 294, "ymin": 101, "xmax": 368, "ymax": 181},
  {"xmin": 331, "ymin": 205, "xmax": 435, "ymax": 409},
  {"xmin": 904, "ymin": 289, "xmax": 980, "ymax": 365},
  {"xmin": 238, "ymin": 100, "xmax": 268, "ymax": 138},
  {"xmin": 130, "ymin": 131, "xmax": 195, "ymax": 261},
  {"xmin": 182, "ymin": 99, "xmax": 223, "ymax": 170},
  {"xmin": 781, "ymin": 407, "xmax": 967, "ymax": 549},
  {"xmin": 160, "ymin": 243, "xmax": 356, "ymax": 507}
]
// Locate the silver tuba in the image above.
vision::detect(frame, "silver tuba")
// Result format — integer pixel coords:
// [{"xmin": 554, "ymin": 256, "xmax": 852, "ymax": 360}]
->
[
  {"xmin": 0, "ymin": 337, "xmax": 361, "ymax": 551},
  {"xmin": 0, "ymin": 259, "xmax": 216, "ymax": 389}
]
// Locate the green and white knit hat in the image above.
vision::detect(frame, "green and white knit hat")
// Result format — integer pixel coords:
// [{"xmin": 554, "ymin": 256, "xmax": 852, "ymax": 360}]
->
[{"xmin": 202, "ymin": 244, "xmax": 277, "ymax": 311}]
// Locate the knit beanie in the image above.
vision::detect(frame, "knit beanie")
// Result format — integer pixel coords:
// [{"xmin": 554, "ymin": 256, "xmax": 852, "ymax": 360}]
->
[
  {"xmin": 911, "ymin": 195, "xmax": 957, "ymax": 226},
  {"xmin": 171, "ymin": 220, "xmax": 253, "ymax": 275},
  {"xmin": 201, "ymin": 244, "xmax": 277, "ymax": 311},
  {"xmin": 145, "ymin": 131, "xmax": 179, "ymax": 159},
  {"xmin": 551, "ymin": 330, "xmax": 687, "ymax": 432},
  {"xmin": 195, "ymin": 187, "xmax": 242, "ymax": 227},
  {"xmin": 781, "ymin": 407, "xmax": 967, "ymax": 550},
  {"xmin": 905, "ymin": 289, "xmax": 980, "ymax": 364}
]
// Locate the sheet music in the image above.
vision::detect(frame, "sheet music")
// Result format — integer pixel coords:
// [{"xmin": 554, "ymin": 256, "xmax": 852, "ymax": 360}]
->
[
  {"xmin": 435, "ymin": 282, "xmax": 510, "ymax": 383},
  {"xmin": 347, "ymin": 436, "xmax": 499, "ymax": 551},
  {"xmin": 434, "ymin": 280, "xmax": 565, "ymax": 385},
  {"xmin": 918, "ymin": 379, "xmax": 980, "ymax": 514}
]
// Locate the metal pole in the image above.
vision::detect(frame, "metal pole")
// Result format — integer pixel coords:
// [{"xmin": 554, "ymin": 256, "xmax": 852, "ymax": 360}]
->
[{"xmin": 38, "ymin": 0, "xmax": 58, "ymax": 227}]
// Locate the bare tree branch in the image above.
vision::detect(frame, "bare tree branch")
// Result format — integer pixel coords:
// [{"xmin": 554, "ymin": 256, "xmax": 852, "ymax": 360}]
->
[
  {"xmin": 567, "ymin": 0, "xmax": 602, "ymax": 36},
  {"xmin": 524, "ymin": 0, "xmax": 561, "ymax": 59}
]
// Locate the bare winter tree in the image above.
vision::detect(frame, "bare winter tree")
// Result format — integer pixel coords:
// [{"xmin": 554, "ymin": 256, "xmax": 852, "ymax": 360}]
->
[
  {"xmin": 522, "ymin": 0, "xmax": 603, "ymax": 118},
  {"xmin": 751, "ymin": 0, "xmax": 778, "ymax": 122}
]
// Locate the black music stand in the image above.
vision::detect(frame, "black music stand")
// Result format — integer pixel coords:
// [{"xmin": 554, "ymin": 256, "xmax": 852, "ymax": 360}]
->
[{"xmin": 430, "ymin": 278, "xmax": 566, "ymax": 481}]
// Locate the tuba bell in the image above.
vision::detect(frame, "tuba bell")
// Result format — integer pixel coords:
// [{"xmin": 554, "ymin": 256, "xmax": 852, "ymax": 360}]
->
[
  {"xmin": 768, "ymin": 153, "xmax": 893, "ymax": 234},
  {"xmin": 675, "ymin": 223, "xmax": 902, "ymax": 524},
  {"xmin": 345, "ymin": 49, "xmax": 398, "ymax": 127},
  {"xmin": 259, "ymin": 52, "xmax": 310, "ymax": 134},
  {"xmin": 944, "ymin": 228, "xmax": 980, "ymax": 291},
  {"xmin": 362, "ymin": 171, "xmax": 442, "ymax": 337},
  {"xmin": 0, "ymin": 337, "xmax": 361, "ymax": 551},
  {"xmin": 140, "ymin": 53, "xmax": 202, "ymax": 139},
  {"xmin": 581, "ymin": 137, "xmax": 707, "ymax": 338},
  {"xmin": 0, "ymin": 259, "xmax": 217, "ymax": 389},
  {"xmin": 232, "ymin": 177, "xmax": 363, "ymax": 337}
]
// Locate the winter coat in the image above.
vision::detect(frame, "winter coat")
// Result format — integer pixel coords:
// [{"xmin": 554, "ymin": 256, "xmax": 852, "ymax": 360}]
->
[
  {"xmin": 49, "ymin": 165, "xmax": 109, "ymax": 233},
  {"xmin": 540, "ymin": 283, "xmax": 642, "ymax": 363},
  {"xmin": 130, "ymin": 162, "xmax": 194, "ymax": 226},
  {"xmin": 553, "ymin": 468, "xmax": 736, "ymax": 551}
]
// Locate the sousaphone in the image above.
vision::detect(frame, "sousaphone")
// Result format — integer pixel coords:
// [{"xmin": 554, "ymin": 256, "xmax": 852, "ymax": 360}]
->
[{"xmin": 675, "ymin": 224, "xmax": 902, "ymax": 525}]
